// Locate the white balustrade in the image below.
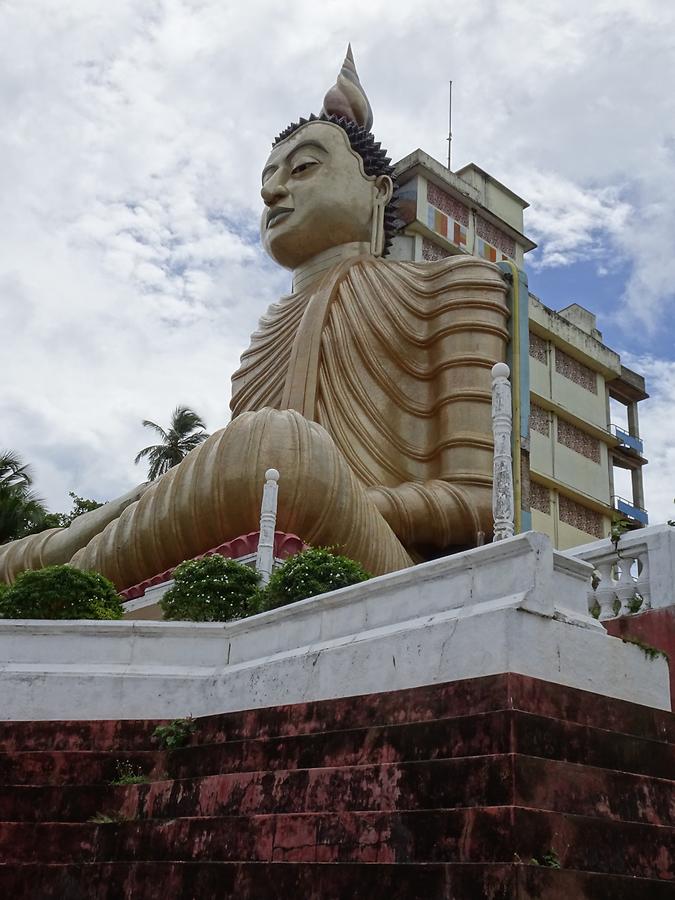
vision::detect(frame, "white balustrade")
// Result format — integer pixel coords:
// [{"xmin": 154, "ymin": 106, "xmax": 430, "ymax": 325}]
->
[
  {"xmin": 567, "ymin": 523, "xmax": 674, "ymax": 619},
  {"xmin": 491, "ymin": 362, "xmax": 515, "ymax": 542},
  {"xmin": 255, "ymin": 468, "xmax": 279, "ymax": 586}
]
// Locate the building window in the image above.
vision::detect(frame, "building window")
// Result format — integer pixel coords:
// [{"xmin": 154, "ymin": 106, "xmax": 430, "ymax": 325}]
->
[
  {"xmin": 528, "ymin": 332, "xmax": 548, "ymax": 364},
  {"xmin": 554, "ymin": 348, "xmax": 598, "ymax": 394},
  {"xmin": 558, "ymin": 495, "xmax": 604, "ymax": 538},
  {"xmin": 530, "ymin": 481, "xmax": 551, "ymax": 514},
  {"xmin": 529, "ymin": 403, "xmax": 550, "ymax": 437},
  {"xmin": 556, "ymin": 419, "xmax": 601, "ymax": 464}
]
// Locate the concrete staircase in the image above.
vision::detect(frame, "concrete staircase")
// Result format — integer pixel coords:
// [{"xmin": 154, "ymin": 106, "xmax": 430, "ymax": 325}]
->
[{"xmin": 0, "ymin": 673, "xmax": 673, "ymax": 899}]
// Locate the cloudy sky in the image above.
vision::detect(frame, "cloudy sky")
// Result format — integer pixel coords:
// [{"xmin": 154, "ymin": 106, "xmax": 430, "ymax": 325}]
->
[{"xmin": 2, "ymin": 0, "xmax": 674, "ymax": 526}]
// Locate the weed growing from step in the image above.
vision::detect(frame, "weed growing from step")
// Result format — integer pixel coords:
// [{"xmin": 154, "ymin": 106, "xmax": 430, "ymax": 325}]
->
[
  {"xmin": 109, "ymin": 760, "xmax": 150, "ymax": 785},
  {"xmin": 89, "ymin": 811, "xmax": 130, "ymax": 824},
  {"xmin": 530, "ymin": 850, "xmax": 561, "ymax": 868},
  {"xmin": 152, "ymin": 717, "xmax": 196, "ymax": 750}
]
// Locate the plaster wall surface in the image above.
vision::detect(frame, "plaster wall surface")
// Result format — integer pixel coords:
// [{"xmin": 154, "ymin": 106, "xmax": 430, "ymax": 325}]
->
[
  {"xmin": 551, "ymin": 368, "xmax": 607, "ymax": 430},
  {"xmin": 554, "ymin": 441, "xmax": 610, "ymax": 505},
  {"xmin": 0, "ymin": 533, "xmax": 669, "ymax": 720},
  {"xmin": 529, "ymin": 357, "xmax": 550, "ymax": 399}
]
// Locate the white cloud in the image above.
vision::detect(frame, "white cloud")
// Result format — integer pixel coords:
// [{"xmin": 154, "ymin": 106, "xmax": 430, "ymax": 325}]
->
[
  {"xmin": 1, "ymin": 0, "xmax": 674, "ymax": 529},
  {"xmin": 622, "ymin": 355, "xmax": 675, "ymax": 526}
]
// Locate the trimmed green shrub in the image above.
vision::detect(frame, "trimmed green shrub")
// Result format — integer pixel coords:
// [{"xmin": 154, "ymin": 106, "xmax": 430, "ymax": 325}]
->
[
  {"xmin": 261, "ymin": 547, "xmax": 370, "ymax": 611},
  {"xmin": 160, "ymin": 555, "xmax": 260, "ymax": 622},
  {"xmin": 0, "ymin": 565, "xmax": 123, "ymax": 619}
]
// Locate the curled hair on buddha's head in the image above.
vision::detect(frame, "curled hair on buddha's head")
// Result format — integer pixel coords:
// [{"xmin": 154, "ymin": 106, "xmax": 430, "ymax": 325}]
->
[{"xmin": 272, "ymin": 46, "xmax": 400, "ymax": 257}]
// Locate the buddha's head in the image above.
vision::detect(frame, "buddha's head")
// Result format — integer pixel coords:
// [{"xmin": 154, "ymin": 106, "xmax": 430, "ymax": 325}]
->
[{"xmin": 260, "ymin": 47, "xmax": 397, "ymax": 270}]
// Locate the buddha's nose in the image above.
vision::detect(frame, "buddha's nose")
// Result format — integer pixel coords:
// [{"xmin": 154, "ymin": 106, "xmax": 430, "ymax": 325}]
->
[{"xmin": 261, "ymin": 179, "xmax": 289, "ymax": 206}]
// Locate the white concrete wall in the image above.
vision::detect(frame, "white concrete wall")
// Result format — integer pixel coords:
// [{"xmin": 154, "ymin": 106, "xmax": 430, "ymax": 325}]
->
[{"xmin": 0, "ymin": 533, "xmax": 669, "ymax": 720}]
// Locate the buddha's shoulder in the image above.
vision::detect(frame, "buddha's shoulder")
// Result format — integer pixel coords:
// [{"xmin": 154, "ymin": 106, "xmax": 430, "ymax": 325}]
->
[{"xmin": 346, "ymin": 254, "xmax": 507, "ymax": 288}]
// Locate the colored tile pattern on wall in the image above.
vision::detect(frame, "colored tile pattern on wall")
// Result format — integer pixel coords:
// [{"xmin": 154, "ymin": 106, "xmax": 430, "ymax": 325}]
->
[
  {"xmin": 557, "ymin": 419, "xmax": 601, "ymax": 464},
  {"xmin": 529, "ymin": 332, "xmax": 548, "ymax": 364},
  {"xmin": 422, "ymin": 238, "xmax": 451, "ymax": 261},
  {"xmin": 425, "ymin": 183, "xmax": 468, "ymax": 252},
  {"xmin": 426, "ymin": 183, "xmax": 469, "ymax": 225},
  {"xmin": 529, "ymin": 403, "xmax": 550, "ymax": 437},
  {"xmin": 554, "ymin": 348, "xmax": 598, "ymax": 395},
  {"xmin": 426, "ymin": 206, "xmax": 467, "ymax": 248},
  {"xmin": 530, "ymin": 481, "xmax": 551, "ymax": 515},
  {"xmin": 558, "ymin": 494, "xmax": 605, "ymax": 539},
  {"xmin": 476, "ymin": 215, "xmax": 516, "ymax": 259}
]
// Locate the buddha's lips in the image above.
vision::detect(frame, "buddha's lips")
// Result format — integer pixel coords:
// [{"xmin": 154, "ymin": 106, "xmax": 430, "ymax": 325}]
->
[{"xmin": 266, "ymin": 207, "xmax": 293, "ymax": 228}]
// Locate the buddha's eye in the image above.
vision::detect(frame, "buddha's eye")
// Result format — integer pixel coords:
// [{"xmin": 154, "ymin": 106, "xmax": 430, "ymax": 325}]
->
[{"xmin": 291, "ymin": 160, "xmax": 319, "ymax": 176}]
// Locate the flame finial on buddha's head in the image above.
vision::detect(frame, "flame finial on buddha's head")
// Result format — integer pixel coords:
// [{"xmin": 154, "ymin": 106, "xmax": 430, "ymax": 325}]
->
[{"xmin": 321, "ymin": 44, "xmax": 374, "ymax": 132}]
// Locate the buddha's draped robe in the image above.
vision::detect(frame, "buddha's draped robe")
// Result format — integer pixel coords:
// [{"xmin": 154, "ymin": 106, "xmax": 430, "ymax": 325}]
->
[
  {"xmin": 232, "ymin": 253, "xmax": 509, "ymax": 555},
  {"xmin": 0, "ymin": 254, "xmax": 508, "ymax": 589}
]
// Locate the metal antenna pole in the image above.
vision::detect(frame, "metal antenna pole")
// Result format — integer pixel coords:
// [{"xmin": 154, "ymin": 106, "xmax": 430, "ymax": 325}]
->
[{"xmin": 447, "ymin": 80, "xmax": 453, "ymax": 171}]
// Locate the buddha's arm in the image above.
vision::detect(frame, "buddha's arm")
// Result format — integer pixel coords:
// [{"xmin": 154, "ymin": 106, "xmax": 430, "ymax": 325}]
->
[
  {"xmin": 0, "ymin": 482, "xmax": 150, "ymax": 584},
  {"xmin": 366, "ymin": 480, "xmax": 491, "ymax": 549}
]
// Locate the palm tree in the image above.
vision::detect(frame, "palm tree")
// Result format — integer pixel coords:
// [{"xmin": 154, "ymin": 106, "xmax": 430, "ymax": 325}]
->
[
  {"xmin": 0, "ymin": 451, "xmax": 49, "ymax": 543},
  {"xmin": 134, "ymin": 406, "xmax": 211, "ymax": 481}
]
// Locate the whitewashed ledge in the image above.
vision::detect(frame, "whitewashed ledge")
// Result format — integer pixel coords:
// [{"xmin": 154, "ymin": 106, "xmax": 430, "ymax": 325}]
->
[{"xmin": 0, "ymin": 532, "xmax": 670, "ymax": 720}]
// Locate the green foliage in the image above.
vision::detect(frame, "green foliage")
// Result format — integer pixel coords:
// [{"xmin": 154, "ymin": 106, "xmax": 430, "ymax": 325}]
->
[
  {"xmin": 609, "ymin": 514, "xmax": 632, "ymax": 552},
  {"xmin": 260, "ymin": 547, "xmax": 370, "ymax": 611},
  {"xmin": 89, "ymin": 811, "xmax": 129, "ymax": 824},
  {"xmin": 160, "ymin": 555, "xmax": 260, "ymax": 622},
  {"xmin": 627, "ymin": 593, "xmax": 644, "ymax": 615},
  {"xmin": 0, "ymin": 565, "xmax": 123, "ymax": 620},
  {"xmin": 0, "ymin": 450, "xmax": 49, "ymax": 543},
  {"xmin": 134, "ymin": 406, "xmax": 210, "ymax": 481},
  {"xmin": 152, "ymin": 717, "xmax": 196, "ymax": 750},
  {"xmin": 530, "ymin": 850, "xmax": 561, "ymax": 868},
  {"xmin": 621, "ymin": 635, "xmax": 667, "ymax": 661},
  {"xmin": 109, "ymin": 761, "xmax": 149, "ymax": 785}
]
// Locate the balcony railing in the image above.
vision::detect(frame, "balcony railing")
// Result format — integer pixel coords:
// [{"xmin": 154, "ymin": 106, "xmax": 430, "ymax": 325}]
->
[
  {"xmin": 612, "ymin": 424, "xmax": 644, "ymax": 455},
  {"xmin": 613, "ymin": 495, "xmax": 649, "ymax": 526},
  {"xmin": 567, "ymin": 523, "xmax": 675, "ymax": 619}
]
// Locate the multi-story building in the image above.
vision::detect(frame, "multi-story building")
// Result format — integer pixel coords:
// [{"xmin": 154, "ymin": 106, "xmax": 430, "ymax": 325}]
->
[{"xmin": 391, "ymin": 149, "xmax": 648, "ymax": 550}]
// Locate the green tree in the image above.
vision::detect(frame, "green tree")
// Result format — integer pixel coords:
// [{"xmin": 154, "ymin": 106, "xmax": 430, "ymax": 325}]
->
[
  {"xmin": 134, "ymin": 406, "xmax": 210, "ymax": 481},
  {"xmin": 0, "ymin": 451, "xmax": 49, "ymax": 543}
]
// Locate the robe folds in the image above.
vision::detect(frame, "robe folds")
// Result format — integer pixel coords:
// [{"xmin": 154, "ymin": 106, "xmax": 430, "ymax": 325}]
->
[
  {"xmin": 0, "ymin": 253, "xmax": 509, "ymax": 589},
  {"xmin": 232, "ymin": 253, "xmax": 510, "ymax": 556}
]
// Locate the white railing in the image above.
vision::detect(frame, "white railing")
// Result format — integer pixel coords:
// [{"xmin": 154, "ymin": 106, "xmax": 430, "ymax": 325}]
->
[
  {"xmin": 491, "ymin": 362, "xmax": 515, "ymax": 542},
  {"xmin": 255, "ymin": 468, "xmax": 280, "ymax": 585},
  {"xmin": 567, "ymin": 523, "xmax": 675, "ymax": 619}
]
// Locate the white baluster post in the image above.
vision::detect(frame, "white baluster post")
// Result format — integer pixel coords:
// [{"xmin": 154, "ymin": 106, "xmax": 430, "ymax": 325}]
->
[
  {"xmin": 255, "ymin": 468, "xmax": 279, "ymax": 586},
  {"xmin": 491, "ymin": 363, "xmax": 515, "ymax": 541}
]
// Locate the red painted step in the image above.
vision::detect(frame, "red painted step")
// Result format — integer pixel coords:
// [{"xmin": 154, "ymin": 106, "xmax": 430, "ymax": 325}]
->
[
  {"xmin": 0, "ymin": 861, "xmax": 671, "ymax": 900},
  {"xmin": 0, "ymin": 674, "xmax": 673, "ymax": 897}
]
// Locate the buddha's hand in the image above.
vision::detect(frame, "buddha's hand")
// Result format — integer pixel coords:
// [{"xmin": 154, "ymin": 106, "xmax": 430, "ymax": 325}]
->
[{"xmin": 366, "ymin": 481, "xmax": 482, "ymax": 548}]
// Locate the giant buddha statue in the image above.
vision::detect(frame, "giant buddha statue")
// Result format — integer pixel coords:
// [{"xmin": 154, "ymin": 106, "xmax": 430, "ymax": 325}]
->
[{"xmin": 0, "ymin": 48, "xmax": 509, "ymax": 588}]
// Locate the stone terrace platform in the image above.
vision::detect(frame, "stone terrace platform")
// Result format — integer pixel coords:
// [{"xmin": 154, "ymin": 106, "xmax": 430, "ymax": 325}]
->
[{"xmin": 0, "ymin": 673, "xmax": 673, "ymax": 898}]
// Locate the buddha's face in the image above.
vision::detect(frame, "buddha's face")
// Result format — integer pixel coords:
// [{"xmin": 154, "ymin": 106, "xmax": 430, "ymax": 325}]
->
[{"xmin": 260, "ymin": 121, "xmax": 390, "ymax": 270}]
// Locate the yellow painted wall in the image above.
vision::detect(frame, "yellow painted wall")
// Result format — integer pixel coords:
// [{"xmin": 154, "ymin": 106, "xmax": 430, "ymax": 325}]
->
[
  {"xmin": 530, "ymin": 429, "xmax": 553, "ymax": 478},
  {"xmin": 551, "ymin": 369, "xmax": 607, "ymax": 430},
  {"xmin": 557, "ymin": 517, "xmax": 611, "ymax": 551},
  {"xmin": 553, "ymin": 441, "xmax": 611, "ymax": 505},
  {"xmin": 529, "ymin": 358, "xmax": 550, "ymax": 400}
]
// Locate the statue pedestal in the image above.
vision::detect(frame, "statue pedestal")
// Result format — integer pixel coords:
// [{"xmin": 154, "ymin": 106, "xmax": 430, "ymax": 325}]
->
[{"xmin": 0, "ymin": 532, "xmax": 669, "ymax": 720}]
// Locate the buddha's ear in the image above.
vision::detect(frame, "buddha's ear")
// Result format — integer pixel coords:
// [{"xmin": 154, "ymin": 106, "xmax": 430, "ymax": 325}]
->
[
  {"xmin": 370, "ymin": 175, "xmax": 394, "ymax": 257},
  {"xmin": 375, "ymin": 174, "xmax": 394, "ymax": 205}
]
